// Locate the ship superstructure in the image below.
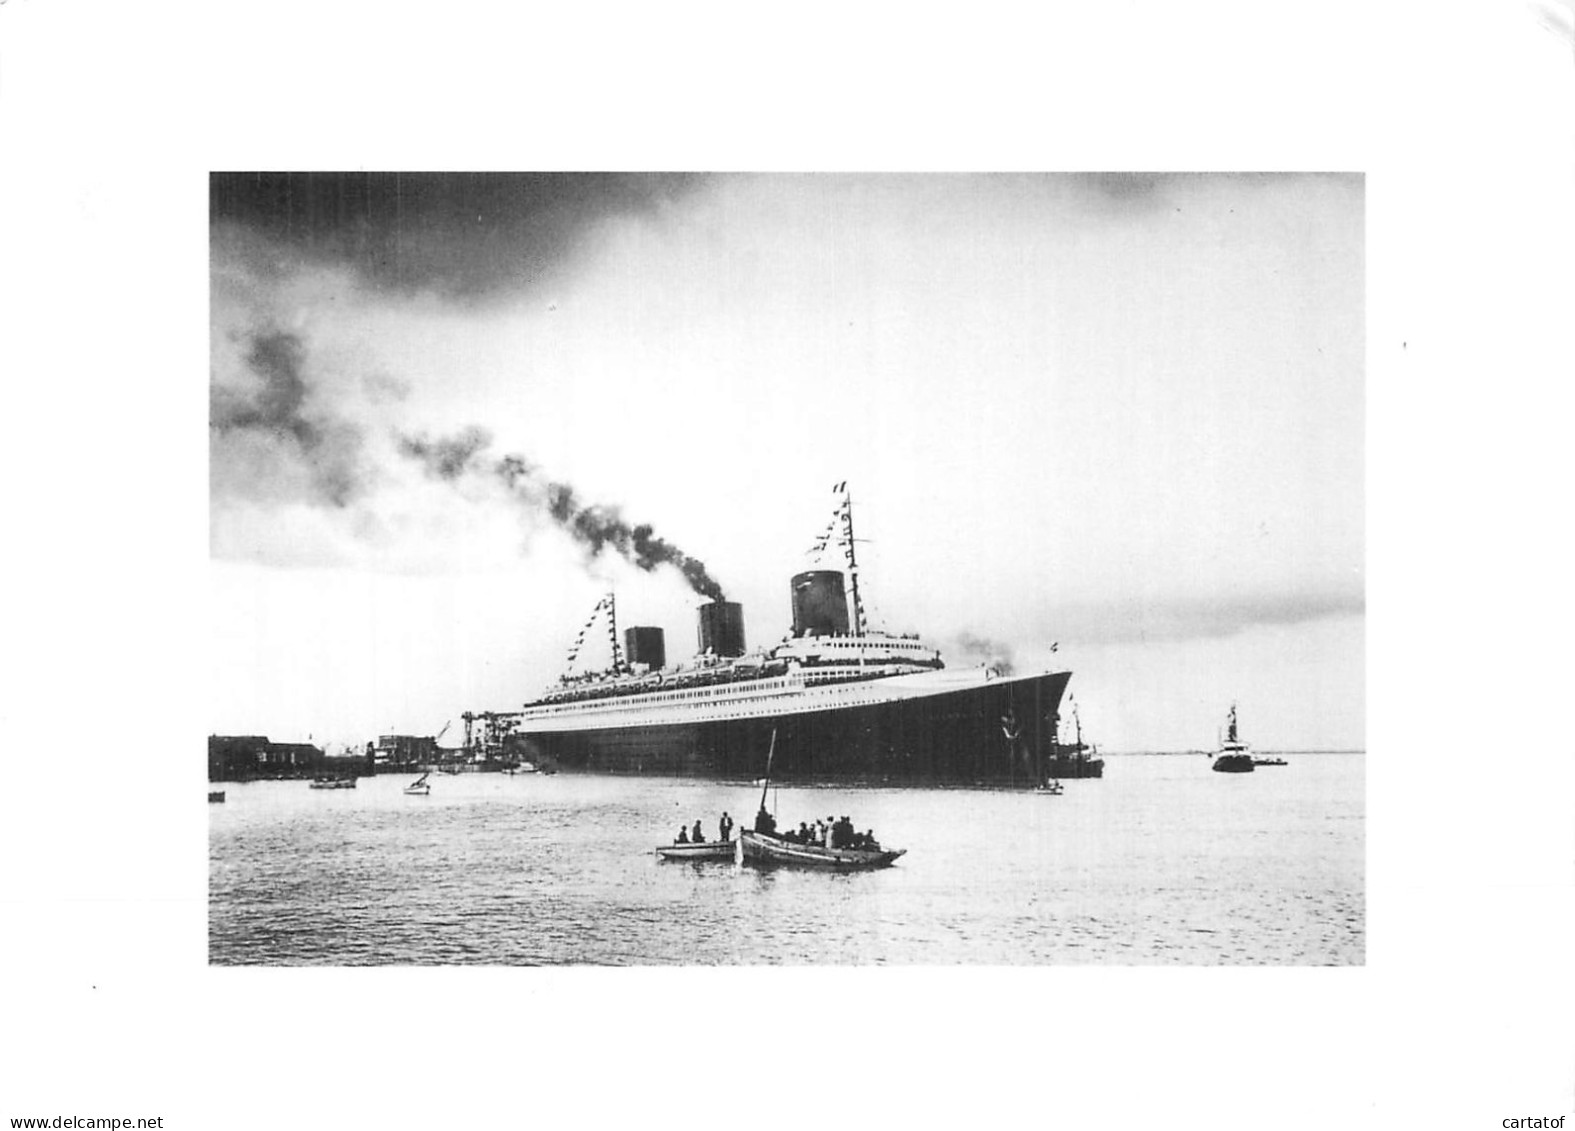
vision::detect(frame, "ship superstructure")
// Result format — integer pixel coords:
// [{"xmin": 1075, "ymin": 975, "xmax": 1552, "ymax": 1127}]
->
[{"xmin": 498, "ymin": 487, "xmax": 1073, "ymax": 787}]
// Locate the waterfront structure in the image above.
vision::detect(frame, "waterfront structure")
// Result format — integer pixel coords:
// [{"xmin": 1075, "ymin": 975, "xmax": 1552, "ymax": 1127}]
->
[{"xmin": 208, "ymin": 735, "xmax": 325, "ymax": 781}]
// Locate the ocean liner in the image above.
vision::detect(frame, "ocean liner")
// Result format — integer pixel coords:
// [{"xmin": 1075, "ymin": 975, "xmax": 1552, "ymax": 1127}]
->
[{"xmin": 494, "ymin": 488, "xmax": 1074, "ymax": 787}]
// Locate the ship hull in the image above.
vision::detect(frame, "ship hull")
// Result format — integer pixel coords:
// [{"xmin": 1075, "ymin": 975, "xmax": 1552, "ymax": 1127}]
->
[
  {"xmin": 1212, "ymin": 754, "xmax": 1255, "ymax": 773},
  {"xmin": 1046, "ymin": 752, "xmax": 1105, "ymax": 779},
  {"xmin": 508, "ymin": 670, "xmax": 1072, "ymax": 787}
]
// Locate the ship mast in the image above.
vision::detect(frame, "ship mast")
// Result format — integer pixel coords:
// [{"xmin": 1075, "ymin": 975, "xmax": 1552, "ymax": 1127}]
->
[
  {"xmin": 561, "ymin": 593, "xmax": 624, "ymax": 680},
  {"xmin": 840, "ymin": 485, "xmax": 865, "ymax": 636},
  {"xmin": 606, "ymin": 591, "xmax": 625, "ymax": 674}
]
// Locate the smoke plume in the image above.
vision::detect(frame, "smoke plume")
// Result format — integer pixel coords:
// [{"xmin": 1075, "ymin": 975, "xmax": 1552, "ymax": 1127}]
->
[
  {"xmin": 212, "ymin": 322, "xmax": 728, "ymax": 600},
  {"xmin": 399, "ymin": 428, "xmax": 727, "ymax": 601},
  {"xmin": 210, "ymin": 329, "xmax": 368, "ymax": 507},
  {"xmin": 952, "ymin": 632, "xmax": 1015, "ymax": 675}
]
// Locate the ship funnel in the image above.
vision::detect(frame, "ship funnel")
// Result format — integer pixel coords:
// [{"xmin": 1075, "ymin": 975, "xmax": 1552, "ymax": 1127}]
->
[
  {"xmin": 625, "ymin": 626, "xmax": 666, "ymax": 671},
  {"xmin": 790, "ymin": 570, "xmax": 850, "ymax": 637},
  {"xmin": 697, "ymin": 601, "xmax": 746, "ymax": 658}
]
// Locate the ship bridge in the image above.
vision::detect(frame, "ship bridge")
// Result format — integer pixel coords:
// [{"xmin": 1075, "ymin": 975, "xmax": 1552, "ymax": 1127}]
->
[{"xmin": 769, "ymin": 631, "xmax": 943, "ymax": 674}]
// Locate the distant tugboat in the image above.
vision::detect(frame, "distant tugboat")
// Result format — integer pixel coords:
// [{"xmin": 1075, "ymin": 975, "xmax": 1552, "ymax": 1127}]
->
[
  {"xmin": 1044, "ymin": 698, "xmax": 1104, "ymax": 779},
  {"xmin": 1211, "ymin": 704, "xmax": 1255, "ymax": 773}
]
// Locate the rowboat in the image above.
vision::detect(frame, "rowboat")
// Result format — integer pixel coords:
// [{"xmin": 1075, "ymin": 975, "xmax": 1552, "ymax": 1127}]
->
[
  {"xmin": 738, "ymin": 829, "xmax": 905, "ymax": 870},
  {"xmin": 655, "ymin": 840, "xmax": 735, "ymax": 861},
  {"xmin": 734, "ymin": 727, "xmax": 906, "ymax": 869},
  {"xmin": 309, "ymin": 777, "xmax": 357, "ymax": 789},
  {"xmin": 208, "ymin": 790, "xmax": 225, "ymax": 803}
]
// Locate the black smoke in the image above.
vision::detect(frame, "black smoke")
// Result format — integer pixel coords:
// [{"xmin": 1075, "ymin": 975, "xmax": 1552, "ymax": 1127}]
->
[
  {"xmin": 210, "ymin": 329, "xmax": 367, "ymax": 506},
  {"xmin": 396, "ymin": 426, "xmax": 492, "ymax": 481},
  {"xmin": 400, "ymin": 428, "xmax": 727, "ymax": 601}
]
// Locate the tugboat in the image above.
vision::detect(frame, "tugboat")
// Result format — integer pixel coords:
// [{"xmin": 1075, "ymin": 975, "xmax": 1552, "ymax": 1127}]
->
[
  {"xmin": 1044, "ymin": 697, "xmax": 1104, "ymax": 779},
  {"xmin": 1210, "ymin": 704, "xmax": 1255, "ymax": 773}
]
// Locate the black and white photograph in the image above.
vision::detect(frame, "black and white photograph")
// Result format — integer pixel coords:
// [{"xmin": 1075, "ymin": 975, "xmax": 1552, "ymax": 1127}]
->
[
  {"xmin": 3, "ymin": 1, "xmax": 1573, "ymax": 1129},
  {"xmin": 207, "ymin": 170, "xmax": 1365, "ymax": 966}
]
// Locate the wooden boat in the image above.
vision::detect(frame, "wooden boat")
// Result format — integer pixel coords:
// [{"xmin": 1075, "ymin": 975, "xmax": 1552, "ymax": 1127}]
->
[
  {"xmin": 208, "ymin": 790, "xmax": 225, "ymax": 803},
  {"xmin": 655, "ymin": 840, "xmax": 735, "ymax": 861},
  {"xmin": 309, "ymin": 776, "xmax": 358, "ymax": 789},
  {"xmin": 731, "ymin": 728, "xmax": 904, "ymax": 868},
  {"xmin": 738, "ymin": 829, "xmax": 905, "ymax": 869},
  {"xmin": 403, "ymin": 772, "xmax": 431, "ymax": 796},
  {"xmin": 1210, "ymin": 704, "xmax": 1255, "ymax": 773}
]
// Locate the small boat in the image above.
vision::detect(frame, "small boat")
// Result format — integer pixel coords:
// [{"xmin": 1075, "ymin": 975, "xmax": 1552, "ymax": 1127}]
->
[
  {"xmin": 1034, "ymin": 780, "xmax": 1064, "ymax": 795},
  {"xmin": 734, "ymin": 728, "xmax": 906, "ymax": 869},
  {"xmin": 655, "ymin": 839, "xmax": 735, "ymax": 861},
  {"xmin": 208, "ymin": 790, "xmax": 225, "ymax": 803},
  {"xmin": 309, "ymin": 776, "xmax": 358, "ymax": 789},
  {"xmin": 1252, "ymin": 755, "xmax": 1288, "ymax": 767},
  {"xmin": 1210, "ymin": 704, "xmax": 1255, "ymax": 773},
  {"xmin": 738, "ymin": 830, "xmax": 905, "ymax": 869},
  {"xmin": 403, "ymin": 772, "xmax": 431, "ymax": 796}
]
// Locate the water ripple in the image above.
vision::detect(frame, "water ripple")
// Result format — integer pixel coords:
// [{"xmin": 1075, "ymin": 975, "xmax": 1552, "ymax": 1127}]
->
[{"xmin": 211, "ymin": 755, "xmax": 1364, "ymax": 965}]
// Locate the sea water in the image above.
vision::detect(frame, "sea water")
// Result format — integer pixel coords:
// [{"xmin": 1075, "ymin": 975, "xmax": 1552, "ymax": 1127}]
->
[{"xmin": 208, "ymin": 753, "xmax": 1363, "ymax": 965}]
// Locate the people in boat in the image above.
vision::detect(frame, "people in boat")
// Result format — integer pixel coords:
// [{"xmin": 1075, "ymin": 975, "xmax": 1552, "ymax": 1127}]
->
[
  {"xmin": 754, "ymin": 805, "xmax": 777, "ymax": 835},
  {"xmin": 832, "ymin": 816, "xmax": 853, "ymax": 849},
  {"xmin": 796, "ymin": 821, "xmax": 810, "ymax": 844},
  {"xmin": 677, "ymin": 826, "xmax": 689, "ymax": 844},
  {"xmin": 691, "ymin": 819, "xmax": 705, "ymax": 843},
  {"xmin": 719, "ymin": 812, "xmax": 733, "ymax": 842}
]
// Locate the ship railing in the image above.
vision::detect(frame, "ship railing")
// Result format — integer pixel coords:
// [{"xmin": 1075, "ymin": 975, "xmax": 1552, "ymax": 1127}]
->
[{"xmin": 520, "ymin": 672, "xmax": 810, "ymax": 720}]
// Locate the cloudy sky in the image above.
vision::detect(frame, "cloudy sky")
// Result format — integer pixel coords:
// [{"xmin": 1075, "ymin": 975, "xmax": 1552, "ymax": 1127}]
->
[{"xmin": 210, "ymin": 172, "xmax": 1363, "ymax": 751}]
